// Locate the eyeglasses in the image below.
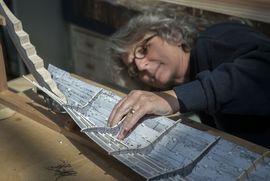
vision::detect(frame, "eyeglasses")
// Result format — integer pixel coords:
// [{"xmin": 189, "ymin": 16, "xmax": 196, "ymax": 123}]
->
[{"xmin": 127, "ymin": 34, "xmax": 157, "ymax": 78}]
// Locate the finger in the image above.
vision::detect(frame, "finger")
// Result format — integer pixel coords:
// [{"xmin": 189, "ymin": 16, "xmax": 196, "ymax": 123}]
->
[
  {"xmin": 117, "ymin": 106, "xmax": 145, "ymax": 140},
  {"xmin": 107, "ymin": 97, "xmax": 127, "ymax": 127},
  {"xmin": 110, "ymin": 103, "xmax": 132, "ymax": 127},
  {"xmin": 108, "ymin": 95, "xmax": 136, "ymax": 127}
]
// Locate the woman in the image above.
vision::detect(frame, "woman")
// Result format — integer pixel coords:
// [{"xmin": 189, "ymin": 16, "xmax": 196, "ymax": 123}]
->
[{"xmin": 107, "ymin": 13, "xmax": 270, "ymax": 148}]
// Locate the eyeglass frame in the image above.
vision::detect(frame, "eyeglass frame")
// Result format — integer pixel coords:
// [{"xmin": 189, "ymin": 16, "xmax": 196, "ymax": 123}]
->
[{"xmin": 127, "ymin": 34, "xmax": 157, "ymax": 78}]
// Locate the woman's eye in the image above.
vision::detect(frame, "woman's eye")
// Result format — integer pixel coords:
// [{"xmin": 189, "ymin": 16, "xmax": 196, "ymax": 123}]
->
[
  {"xmin": 137, "ymin": 47, "xmax": 146, "ymax": 55},
  {"xmin": 141, "ymin": 44, "xmax": 150, "ymax": 55}
]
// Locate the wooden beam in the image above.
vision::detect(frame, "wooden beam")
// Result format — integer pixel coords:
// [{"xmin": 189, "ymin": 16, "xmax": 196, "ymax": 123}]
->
[
  {"xmin": 0, "ymin": 15, "xmax": 5, "ymax": 26},
  {"xmin": 0, "ymin": 15, "xmax": 6, "ymax": 92},
  {"xmin": 160, "ymin": 0, "xmax": 270, "ymax": 23},
  {"xmin": 0, "ymin": 34, "xmax": 7, "ymax": 92}
]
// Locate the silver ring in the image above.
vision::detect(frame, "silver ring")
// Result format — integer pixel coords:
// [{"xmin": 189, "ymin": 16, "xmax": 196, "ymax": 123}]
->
[{"xmin": 130, "ymin": 108, "xmax": 135, "ymax": 114}]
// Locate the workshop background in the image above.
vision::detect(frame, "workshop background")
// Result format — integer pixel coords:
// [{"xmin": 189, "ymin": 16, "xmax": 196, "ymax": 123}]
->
[{"xmin": 3, "ymin": 0, "xmax": 270, "ymax": 93}]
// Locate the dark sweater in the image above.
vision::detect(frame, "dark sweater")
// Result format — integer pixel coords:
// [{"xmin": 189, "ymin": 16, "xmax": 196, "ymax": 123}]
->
[{"xmin": 173, "ymin": 22, "xmax": 270, "ymax": 147}]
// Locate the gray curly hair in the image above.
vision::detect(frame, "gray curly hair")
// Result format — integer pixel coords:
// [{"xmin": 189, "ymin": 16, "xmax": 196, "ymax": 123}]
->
[{"xmin": 109, "ymin": 13, "xmax": 211, "ymax": 64}]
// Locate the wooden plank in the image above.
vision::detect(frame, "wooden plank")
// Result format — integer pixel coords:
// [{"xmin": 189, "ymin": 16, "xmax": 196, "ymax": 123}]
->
[
  {"xmin": 160, "ymin": 0, "xmax": 270, "ymax": 23},
  {"xmin": 0, "ymin": 90, "xmax": 62, "ymax": 132}
]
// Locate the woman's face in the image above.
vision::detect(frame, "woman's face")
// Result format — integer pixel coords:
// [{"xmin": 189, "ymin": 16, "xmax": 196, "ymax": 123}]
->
[{"xmin": 123, "ymin": 34, "xmax": 190, "ymax": 89}]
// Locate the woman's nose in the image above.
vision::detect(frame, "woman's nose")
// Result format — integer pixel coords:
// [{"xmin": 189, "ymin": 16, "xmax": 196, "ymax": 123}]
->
[{"xmin": 134, "ymin": 57, "xmax": 149, "ymax": 71}]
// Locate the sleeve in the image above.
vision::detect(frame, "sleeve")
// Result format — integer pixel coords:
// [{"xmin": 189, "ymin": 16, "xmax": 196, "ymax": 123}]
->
[{"xmin": 173, "ymin": 44, "xmax": 270, "ymax": 115}]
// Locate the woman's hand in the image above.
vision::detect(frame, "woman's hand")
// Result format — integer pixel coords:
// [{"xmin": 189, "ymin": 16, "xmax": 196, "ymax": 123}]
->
[{"xmin": 107, "ymin": 90, "xmax": 180, "ymax": 139}]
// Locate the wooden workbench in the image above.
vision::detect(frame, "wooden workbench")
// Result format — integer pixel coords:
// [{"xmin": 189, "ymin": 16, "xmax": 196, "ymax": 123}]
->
[
  {"xmin": 0, "ymin": 76, "xmax": 144, "ymax": 181},
  {"xmin": 0, "ymin": 111, "xmax": 141, "ymax": 181},
  {"xmin": 0, "ymin": 75, "xmax": 268, "ymax": 181}
]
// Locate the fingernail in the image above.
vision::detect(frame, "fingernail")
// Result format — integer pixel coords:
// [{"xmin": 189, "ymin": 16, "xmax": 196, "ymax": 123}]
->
[{"xmin": 117, "ymin": 133, "xmax": 123, "ymax": 140}]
